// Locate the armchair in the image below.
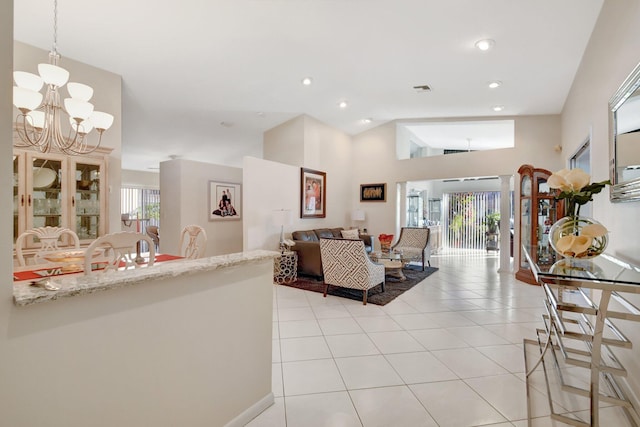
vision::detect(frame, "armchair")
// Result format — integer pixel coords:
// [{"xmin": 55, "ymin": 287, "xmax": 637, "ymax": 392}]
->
[
  {"xmin": 391, "ymin": 227, "xmax": 431, "ymax": 271},
  {"xmin": 319, "ymin": 238, "xmax": 385, "ymax": 305}
]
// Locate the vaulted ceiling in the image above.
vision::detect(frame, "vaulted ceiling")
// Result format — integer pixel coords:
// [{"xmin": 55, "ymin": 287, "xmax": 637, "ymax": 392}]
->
[{"xmin": 14, "ymin": 0, "xmax": 604, "ymax": 171}]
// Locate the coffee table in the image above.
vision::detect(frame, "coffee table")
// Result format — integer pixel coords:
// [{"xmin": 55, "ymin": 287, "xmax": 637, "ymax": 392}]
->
[
  {"xmin": 377, "ymin": 259, "xmax": 406, "ymax": 280},
  {"xmin": 370, "ymin": 251, "xmax": 407, "ymax": 280}
]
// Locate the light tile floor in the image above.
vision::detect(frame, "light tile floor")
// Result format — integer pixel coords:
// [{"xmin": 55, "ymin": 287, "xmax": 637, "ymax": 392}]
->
[{"xmin": 247, "ymin": 250, "xmax": 635, "ymax": 427}]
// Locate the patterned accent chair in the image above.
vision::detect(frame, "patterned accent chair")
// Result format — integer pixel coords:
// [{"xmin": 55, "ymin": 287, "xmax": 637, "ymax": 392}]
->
[
  {"xmin": 319, "ymin": 238, "xmax": 385, "ymax": 305},
  {"xmin": 391, "ymin": 227, "xmax": 431, "ymax": 271},
  {"xmin": 15, "ymin": 226, "xmax": 80, "ymax": 266}
]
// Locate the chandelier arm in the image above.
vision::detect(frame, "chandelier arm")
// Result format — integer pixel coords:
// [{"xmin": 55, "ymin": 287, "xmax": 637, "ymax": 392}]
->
[{"xmin": 14, "ymin": 114, "xmax": 49, "ymax": 151}]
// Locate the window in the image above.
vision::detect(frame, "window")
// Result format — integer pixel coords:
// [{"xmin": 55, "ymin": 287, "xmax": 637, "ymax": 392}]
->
[{"xmin": 121, "ymin": 187, "xmax": 160, "ymax": 249}]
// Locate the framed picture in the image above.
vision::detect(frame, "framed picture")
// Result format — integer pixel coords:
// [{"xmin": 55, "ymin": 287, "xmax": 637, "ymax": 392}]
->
[
  {"xmin": 360, "ymin": 183, "xmax": 386, "ymax": 202},
  {"xmin": 209, "ymin": 181, "xmax": 242, "ymax": 221},
  {"xmin": 300, "ymin": 168, "xmax": 326, "ymax": 218}
]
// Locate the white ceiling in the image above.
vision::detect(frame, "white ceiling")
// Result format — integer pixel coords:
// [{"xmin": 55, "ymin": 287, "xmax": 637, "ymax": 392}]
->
[{"xmin": 13, "ymin": 0, "xmax": 604, "ymax": 172}]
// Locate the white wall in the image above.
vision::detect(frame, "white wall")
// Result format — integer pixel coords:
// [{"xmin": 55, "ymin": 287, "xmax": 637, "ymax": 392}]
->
[
  {"xmin": 350, "ymin": 115, "xmax": 563, "ymax": 240},
  {"xmin": 263, "ymin": 115, "xmax": 305, "ymax": 166},
  {"xmin": 0, "ymin": 5, "xmax": 14, "ymax": 425},
  {"xmin": 14, "ymin": 41, "xmax": 123, "ymax": 233},
  {"xmin": 245, "ymin": 115, "xmax": 355, "ymax": 251},
  {"xmin": 560, "ymin": 0, "xmax": 640, "ymax": 405},
  {"xmin": 1, "ymin": 261, "xmax": 273, "ymax": 427},
  {"xmin": 159, "ymin": 158, "xmax": 242, "ymax": 257},
  {"xmin": 243, "ymin": 157, "xmax": 300, "ymax": 251},
  {"xmin": 121, "ymin": 169, "xmax": 160, "ymax": 189}
]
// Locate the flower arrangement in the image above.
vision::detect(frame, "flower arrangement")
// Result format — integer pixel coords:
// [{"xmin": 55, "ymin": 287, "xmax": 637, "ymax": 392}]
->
[
  {"xmin": 547, "ymin": 168, "xmax": 610, "ymax": 258},
  {"xmin": 547, "ymin": 168, "xmax": 610, "ymax": 217},
  {"xmin": 378, "ymin": 233, "xmax": 394, "ymax": 252}
]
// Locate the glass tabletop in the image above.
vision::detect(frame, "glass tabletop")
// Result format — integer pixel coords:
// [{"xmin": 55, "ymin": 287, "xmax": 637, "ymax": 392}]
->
[
  {"xmin": 370, "ymin": 251, "xmax": 404, "ymax": 261},
  {"xmin": 522, "ymin": 245, "xmax": 640, "ymax": 287}
]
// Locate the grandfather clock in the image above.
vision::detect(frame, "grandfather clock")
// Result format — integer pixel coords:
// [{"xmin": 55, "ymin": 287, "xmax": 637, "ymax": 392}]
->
[{"xmin": 515, "ymin": 164, "xmax": 564, "ymax": 285}]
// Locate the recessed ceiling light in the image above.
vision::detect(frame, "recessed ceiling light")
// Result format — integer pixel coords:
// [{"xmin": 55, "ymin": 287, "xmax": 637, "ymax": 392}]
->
[
  {"xmin": 492, "ymin": 105, "xmax": 505, "ymax": 112},
  {"xmin": 488, "ymin": 80, "xmax": 502, "ymax": 89},
  {"xmin": 257, "ymin": 112, "xmax": 265, "ymax": 117},
  {"xmin": 475, "ymin": 39, "xmax": 495, "ymax": 51},
  {"xmin": 301, "ymin": 77, "xmax": 313, "ymax": 86},
  {"xmin": 362, "ymin": 118, "xmax": 372, "ymax": 124},
  {"xmin": 338, "ymin": 100, "xmax": 348, "ymax": 109}
]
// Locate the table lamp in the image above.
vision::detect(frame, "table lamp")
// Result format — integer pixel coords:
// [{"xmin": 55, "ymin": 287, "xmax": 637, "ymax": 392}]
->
[
  {"xmin": 351, "ymin": 209, "xmax": 365, "ymax": 233},
  {"xmin": 272, "ymin": 209, "xmax": 292, "ymax": 253}
]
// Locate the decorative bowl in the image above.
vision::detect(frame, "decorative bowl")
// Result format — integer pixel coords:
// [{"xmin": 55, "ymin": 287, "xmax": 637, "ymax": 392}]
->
[{"xmin": 33, "ymin": 168, "xmax": 57, "ymax": 189}]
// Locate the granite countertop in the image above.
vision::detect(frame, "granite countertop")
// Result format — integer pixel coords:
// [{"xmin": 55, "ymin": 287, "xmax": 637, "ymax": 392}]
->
[{"xmin": 13, "ymin": 250, "xmax": 279, "ymax": 307}]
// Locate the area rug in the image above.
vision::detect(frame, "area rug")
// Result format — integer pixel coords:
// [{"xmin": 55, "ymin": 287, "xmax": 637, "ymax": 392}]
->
[{"xmin": 282, "ymin": 265, "xmax": 439, "ymax": 306}]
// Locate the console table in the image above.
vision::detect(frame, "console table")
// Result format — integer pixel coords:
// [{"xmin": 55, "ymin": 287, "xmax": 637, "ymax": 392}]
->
[{"xmin": 522, "ymin": 246, "xmax": 640, "ymax": 426}]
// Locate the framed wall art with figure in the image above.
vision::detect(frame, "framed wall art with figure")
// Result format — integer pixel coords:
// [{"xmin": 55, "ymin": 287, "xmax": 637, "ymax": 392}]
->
[
  {"xmin": 300, "ymin": 168, "xmax": 326, "ymax": 218},
  {"xmin": 209, "ymin": 181, "xmax": 241, "ymax": 221}
]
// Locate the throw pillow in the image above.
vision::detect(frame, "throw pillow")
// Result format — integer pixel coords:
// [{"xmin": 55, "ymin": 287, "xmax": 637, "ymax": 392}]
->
[{"xmin": 341, "ymin": 229, "xmax": 360, "ymax": 240}]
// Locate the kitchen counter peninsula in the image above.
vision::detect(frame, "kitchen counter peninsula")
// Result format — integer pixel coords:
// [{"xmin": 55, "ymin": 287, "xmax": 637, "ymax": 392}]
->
[
  {"xmin": 13, "ymin": 250, "xmax": 278, "ymax": 306},
  {"xmin": 3, "ymin": 250, "xmax": 278, "ymax": 427}
]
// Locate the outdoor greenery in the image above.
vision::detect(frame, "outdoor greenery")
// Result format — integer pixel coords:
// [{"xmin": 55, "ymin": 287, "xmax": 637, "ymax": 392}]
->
[{"xmin": 483, "ymin": 212, "xmax": 500, "ymax": 234}]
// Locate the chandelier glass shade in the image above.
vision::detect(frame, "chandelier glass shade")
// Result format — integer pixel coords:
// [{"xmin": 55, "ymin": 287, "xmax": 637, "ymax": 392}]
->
[{"xmin": 12, "ymin": 1, "xmax": 114, "ymax": 155}]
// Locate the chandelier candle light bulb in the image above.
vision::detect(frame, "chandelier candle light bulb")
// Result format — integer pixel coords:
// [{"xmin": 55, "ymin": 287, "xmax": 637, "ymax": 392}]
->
[{"xmin": 547, "ymin": 168, "xmax": 611, "ymax": 259}]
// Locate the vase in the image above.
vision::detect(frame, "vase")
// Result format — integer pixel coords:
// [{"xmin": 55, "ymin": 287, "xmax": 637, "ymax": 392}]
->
[{"xmin": 548, "ymin": 216, "xmax": 608, "ymax": 259}]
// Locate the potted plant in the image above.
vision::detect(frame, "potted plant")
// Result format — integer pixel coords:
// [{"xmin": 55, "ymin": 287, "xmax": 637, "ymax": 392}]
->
[{"xmin": 484, "ymin": 212, "xmax": 500, "ymax": 234}]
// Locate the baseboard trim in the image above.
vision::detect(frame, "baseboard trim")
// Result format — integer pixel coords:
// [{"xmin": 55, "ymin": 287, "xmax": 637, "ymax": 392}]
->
[{"xmin": 225, "ymin": 392, "xmax": 274, "ymax": 427}]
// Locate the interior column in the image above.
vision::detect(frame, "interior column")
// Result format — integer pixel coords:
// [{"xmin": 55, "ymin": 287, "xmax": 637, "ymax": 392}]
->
[{"xmin": 498, "ymin": 174, "xmax": 512, "ymax": 273}]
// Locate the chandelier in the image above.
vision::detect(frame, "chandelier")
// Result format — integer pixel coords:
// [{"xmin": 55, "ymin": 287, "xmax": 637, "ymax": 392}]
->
[{"xmin": 12, "ymin": 0, "xmax": 114, "ymax": 155}]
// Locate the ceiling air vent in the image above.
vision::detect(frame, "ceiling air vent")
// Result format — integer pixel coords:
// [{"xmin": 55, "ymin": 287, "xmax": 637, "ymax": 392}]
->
[{"xmin": 413, "ymin": 84, "xmax": 432, "ymax": 93}]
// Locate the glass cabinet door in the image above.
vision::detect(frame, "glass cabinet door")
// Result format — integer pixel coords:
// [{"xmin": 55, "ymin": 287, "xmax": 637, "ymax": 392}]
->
[
  {"xmin": 73, "ymin": 160, "xmax": 102, "ymax": 241},
  {"xmin": 29, "ymin": 156, "xmax": 64, "ymax": 230},
  {"xmin": 520, "ymin": 198, "xmax": 531, "ymax": 268}
]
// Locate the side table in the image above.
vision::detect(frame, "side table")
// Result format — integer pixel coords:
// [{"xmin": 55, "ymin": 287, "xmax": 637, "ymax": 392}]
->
[{"xmin": 274, "ymin": 251, "xmax": 297, "ymax": 284}]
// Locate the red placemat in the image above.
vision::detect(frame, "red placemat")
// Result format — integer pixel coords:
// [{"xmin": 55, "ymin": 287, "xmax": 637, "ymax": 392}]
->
[{"xmin": 14, "ymin": 254, "xmax": 185, "ymax": 282}]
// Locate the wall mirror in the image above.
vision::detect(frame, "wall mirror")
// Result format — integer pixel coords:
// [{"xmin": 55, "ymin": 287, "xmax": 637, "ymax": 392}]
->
[{"xmin": 610, "ymin": 61, "xmax": 640, "ymax": 202}]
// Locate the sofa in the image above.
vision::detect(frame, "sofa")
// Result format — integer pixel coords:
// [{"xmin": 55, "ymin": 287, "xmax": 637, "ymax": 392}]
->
[{"xmin": 291, "ymin": 227, "xmax": 373, "ymax": 278}]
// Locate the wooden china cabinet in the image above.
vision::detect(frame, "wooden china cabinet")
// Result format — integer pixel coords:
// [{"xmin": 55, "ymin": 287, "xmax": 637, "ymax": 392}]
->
[{"xmin": 515, "ymin": 164, "xmax": 564, "ymax": 285}]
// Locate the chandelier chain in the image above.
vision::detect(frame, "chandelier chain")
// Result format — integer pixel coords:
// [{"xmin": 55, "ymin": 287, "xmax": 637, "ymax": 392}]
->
[{"xmin": 52, "ymin": 0, "xmax": 58, "ymax": 54}]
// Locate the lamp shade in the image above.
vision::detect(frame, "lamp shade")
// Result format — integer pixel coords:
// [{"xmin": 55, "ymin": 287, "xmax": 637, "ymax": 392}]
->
[
  {"xmin": 13, "ymin": 87, "xmax": 42, "ymax": 111},
  {"xmin": 64, "ymin": 98, "xmax": 94, "ymax": 121},
  {"xmin": 70, "ymin": 117, "xmax": 94, "ymax": 134},
  {"xmin": 38, "ymin": 63, "xmax": 70, "ymax": 87},
  {"xmin": 351, "ymin": 209, "xmax": 365, "ymax": 221},
  {"xmin": 272, "ymin": 209, "xmax": 292, "ymax": 226},
  {"xmin": 89, "ymin": 111, "xmax": 114, "ymax": 131},
  {"xmin": 14, "ymin": 71, "xmax": 43, "ymax": 91},
  {"xmin": 67, "ymin": 82, "xmax": 94, "ymax": 101}
]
